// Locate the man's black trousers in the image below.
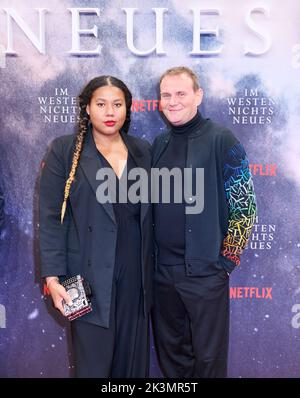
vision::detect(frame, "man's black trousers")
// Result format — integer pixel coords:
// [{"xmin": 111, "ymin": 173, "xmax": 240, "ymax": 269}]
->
[{"xmin": 152, "ymin": 263, "xmax": 230, "ymax": 378}]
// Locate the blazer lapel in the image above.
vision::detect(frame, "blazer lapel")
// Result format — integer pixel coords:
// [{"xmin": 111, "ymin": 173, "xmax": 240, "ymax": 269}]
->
[
  {"xmin": 79, "ymin": 128, "xmax": 116, "ymax": 225},
  {"xmin": 121, "ymin": 131, "xmax": 150, "ymax": 225},
  {"xmin": 152, "ymin": 132, "xmax": 171, "ymax": 166},
  {"xmin": 77, "ymin": 130, "xmax": 152, "ymax": 226}
]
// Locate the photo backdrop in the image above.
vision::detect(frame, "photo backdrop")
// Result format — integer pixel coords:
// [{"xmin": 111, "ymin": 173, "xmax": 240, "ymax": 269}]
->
[{"xmin": 0, "ymin": 0, "xmax": 300, "ymax": 377}]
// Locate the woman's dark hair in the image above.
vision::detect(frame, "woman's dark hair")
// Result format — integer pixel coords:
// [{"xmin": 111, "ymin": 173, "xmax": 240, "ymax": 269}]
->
[{"xmin": 60, "ymin": 76, "xmax": 132, "ymax": 223}]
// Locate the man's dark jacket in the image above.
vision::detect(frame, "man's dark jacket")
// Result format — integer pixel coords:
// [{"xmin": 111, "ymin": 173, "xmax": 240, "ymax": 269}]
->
[{"xmin": 152, "ymin": 117, "xmax": 257, "ymax": 276}]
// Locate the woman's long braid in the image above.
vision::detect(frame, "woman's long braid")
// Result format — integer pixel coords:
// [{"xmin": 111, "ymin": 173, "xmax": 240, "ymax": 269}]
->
[{"xmin": 60, "ymin": 107, "xmax": 89, "ymax": 224}]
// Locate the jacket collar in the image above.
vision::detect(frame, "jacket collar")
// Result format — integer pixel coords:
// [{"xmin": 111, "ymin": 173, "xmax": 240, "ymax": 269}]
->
[
  {"xmin": 153, "ymin": 117, "xmax": 210, "ymax": 166},
  {"xmin": 79, "ymin": 126, "xmax": 150, "ymax": 225},
  {"xmin": 81, "ymin": 126, "xmax": 147, "ymax": 167},
  {"xmin": 120, "ymin": 130, "xmax": 150, "ymax": 225}
]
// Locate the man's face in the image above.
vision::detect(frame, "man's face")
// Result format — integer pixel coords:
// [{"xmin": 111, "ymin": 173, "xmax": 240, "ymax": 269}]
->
[{"xmin": 160, "ymin": 73, "xmax": 203, "ymax": 126}]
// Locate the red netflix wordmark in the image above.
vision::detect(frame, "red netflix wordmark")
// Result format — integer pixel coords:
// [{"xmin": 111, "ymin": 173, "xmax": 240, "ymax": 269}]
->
[
  {"xmin": 131, "ymin": 99, "xmax": 162, "ymax": 112},
  {"xmin": 249, "ymin": 164, "xmax": 277, "ymax": 176},
  {"xmin": 230, "ymin": 287, "xmax": 272, "ymax": 299}
]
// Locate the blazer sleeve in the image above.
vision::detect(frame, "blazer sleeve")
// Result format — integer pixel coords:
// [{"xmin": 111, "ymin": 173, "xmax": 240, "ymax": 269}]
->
[
  {"xmin": 220, "ymin": 142, "xmax": 257, "ymax": 271},
  {"xmin": 39, "ymin": 138, "xmax": 69, "ymax": 278}
]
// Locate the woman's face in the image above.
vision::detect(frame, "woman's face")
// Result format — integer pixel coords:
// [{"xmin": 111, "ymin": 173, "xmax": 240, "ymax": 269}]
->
[{"xmin": 86, "ymin": 85, "xmax": 127, "ymax": 136}]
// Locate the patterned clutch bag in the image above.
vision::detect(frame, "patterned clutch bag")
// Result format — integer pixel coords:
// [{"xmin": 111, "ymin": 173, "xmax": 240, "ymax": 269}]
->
[{"xmin": 61, "ymin": 275, "xmax": 92, "ymax": 321}]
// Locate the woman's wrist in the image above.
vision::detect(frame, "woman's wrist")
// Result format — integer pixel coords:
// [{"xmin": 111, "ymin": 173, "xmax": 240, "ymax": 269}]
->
[{"xmin": 46, "ymin": 276, "xmax": 59, "ymax": 289}]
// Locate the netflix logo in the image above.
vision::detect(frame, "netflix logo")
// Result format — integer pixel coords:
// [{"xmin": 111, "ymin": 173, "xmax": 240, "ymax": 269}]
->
[{"xmin": 250, "ymin": 163, "xmax": 277, "ymax": 176}]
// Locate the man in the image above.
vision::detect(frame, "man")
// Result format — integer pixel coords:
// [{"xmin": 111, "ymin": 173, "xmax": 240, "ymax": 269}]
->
[{"xmin": 152, "ymin": 66, "xmax": 257, "ymax": 378}]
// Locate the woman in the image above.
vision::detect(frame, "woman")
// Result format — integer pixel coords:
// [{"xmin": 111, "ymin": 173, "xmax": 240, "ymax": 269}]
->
[{"xmin": 39, "ymin": 76, "xmax": 154, "ymax": 378}]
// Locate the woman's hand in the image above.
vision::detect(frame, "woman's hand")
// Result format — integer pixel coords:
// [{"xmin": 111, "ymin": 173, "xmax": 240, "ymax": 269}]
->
[{"xmin": 46, "ymin": 276, "xmax": 73, "ymax": 316}]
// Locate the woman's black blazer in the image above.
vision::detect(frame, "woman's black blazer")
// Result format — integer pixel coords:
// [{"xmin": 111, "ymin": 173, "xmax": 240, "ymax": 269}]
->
[{"xmin": 39, "ymin": 129, "xmax": 154, "ymax": 327}]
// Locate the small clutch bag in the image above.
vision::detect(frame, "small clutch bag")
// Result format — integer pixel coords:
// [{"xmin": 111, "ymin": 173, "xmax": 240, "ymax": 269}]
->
[{"xmin": 61, "ymin": 275, "xmax": 92, "ymax": 321}]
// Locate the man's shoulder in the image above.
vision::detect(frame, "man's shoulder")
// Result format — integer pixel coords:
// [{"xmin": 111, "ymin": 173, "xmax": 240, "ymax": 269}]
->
[
  {"xmin": 206, "ymin": 119, "xmax": 237, "ymax": 142},
  {"xmin": 202, "ymin": 119, "xmax": 239, "ymax": 153}
]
